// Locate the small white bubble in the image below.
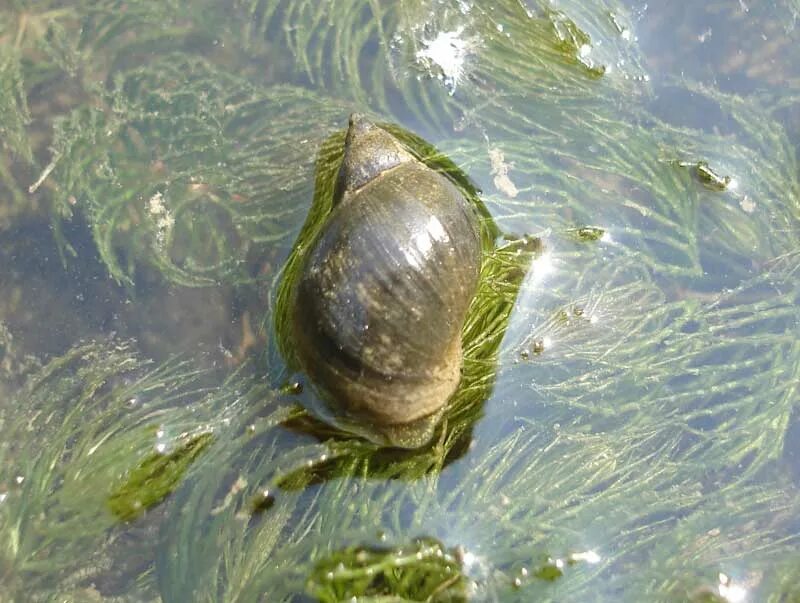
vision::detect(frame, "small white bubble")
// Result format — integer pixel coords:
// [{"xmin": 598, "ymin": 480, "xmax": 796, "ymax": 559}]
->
[
  {"xmin": 461, "ymin": 551, "xmax": 478, "ymax": 569},
  {"xmin": 571, "ymin": 550, "xmax": 601, "ymax": 564},
  {"xmin": 719, "ymin": 583, "xmax": 747, "ymax": 603}
]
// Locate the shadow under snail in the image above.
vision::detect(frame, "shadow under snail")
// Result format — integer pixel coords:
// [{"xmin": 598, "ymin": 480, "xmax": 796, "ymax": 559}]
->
[{"xmin": 287, "ymin": 114, "xmax": 483, "ymax": 448}]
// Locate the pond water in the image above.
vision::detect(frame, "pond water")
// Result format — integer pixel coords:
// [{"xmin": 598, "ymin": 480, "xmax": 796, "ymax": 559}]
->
[{"xmin": 1, "ymin": 1, "xmax": 799, "ymax": 601}]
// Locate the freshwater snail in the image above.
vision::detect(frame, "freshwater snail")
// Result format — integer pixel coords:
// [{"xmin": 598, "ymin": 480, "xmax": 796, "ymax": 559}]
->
[{"xmin": 287, "ymin": 114, "xmax": 483, "ymax": 447}]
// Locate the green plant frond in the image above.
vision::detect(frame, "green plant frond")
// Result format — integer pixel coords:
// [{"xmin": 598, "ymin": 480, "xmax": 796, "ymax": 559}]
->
[
  {"xmin": 42, "ymin": 55, "xmax": 350, "ymax": 285},
  {"xmin": 155, "ymin": 397, "xmax": 330, "ymax": 602},
  {"xmin": 655, "ymin": 81, "xmax": 800, "ymax": 270},
  {"xmin": 7, "ymin": 0, "xmax": 215, "ymax": 76},
  {"xmin": 763, "ymin": 555, "xmax": 800, "ymax": 603},
  {"xmin": 306, "ymin": 537, "xmax": 468, "ymax": 602},
  {"xmin": 107, "ymin": 432, "xmax": 214, "ymax": 522},
  {"xmin": 437, "ymin": 75, "xmax": 800, "ymax": 284},
  {"xmin": 0, "ymin": 339, "xmax": 226, "ymax": 598},
  {"xmin": 0, "ymin": 42, "xmax": 36, "ymax": 227},
  {"xmin": 165, "ymin": 67, "xmax": 800, "ymax": 602},
  {"xmin": 229, "ymin": 0, "xmax": 646, "ymax": 135},
  {"xmin": 0, "ymin": 45, "xmax": 31, "ymax": 163}
]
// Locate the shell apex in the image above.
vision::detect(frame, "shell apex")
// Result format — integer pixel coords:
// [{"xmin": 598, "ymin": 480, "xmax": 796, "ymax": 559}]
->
[{"xmin": 334, "ymin": 113, "xmax": 415, "ymax": 203}]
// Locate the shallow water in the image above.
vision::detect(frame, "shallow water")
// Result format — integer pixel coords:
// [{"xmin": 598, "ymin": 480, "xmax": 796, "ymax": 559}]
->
[{"xmin": 1, "ymin": 0, "xmax": 799, "ymax": 601}]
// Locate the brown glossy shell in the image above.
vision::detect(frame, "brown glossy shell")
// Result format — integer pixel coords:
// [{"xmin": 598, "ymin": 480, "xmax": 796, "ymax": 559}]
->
[{"xmin": 291, "ymin": 114, "xmax": 482, "ymax": 427}]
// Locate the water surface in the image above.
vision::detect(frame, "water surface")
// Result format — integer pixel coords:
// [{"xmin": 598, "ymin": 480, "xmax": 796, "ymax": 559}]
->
[{"xmin": 0, "ymin": 1, "xmax": 799, "ymax": 601}]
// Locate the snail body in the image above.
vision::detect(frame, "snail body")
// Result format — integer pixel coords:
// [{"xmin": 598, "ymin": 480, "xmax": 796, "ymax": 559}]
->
[{"xmin": 289, "ymin": 115, "xmax": 482, "ymax": 445}]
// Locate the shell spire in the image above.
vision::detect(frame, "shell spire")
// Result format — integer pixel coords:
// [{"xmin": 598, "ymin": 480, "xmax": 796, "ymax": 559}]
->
[{"xmin": 334, "ymin": 114, "xmax": 415, "ymax": 203}]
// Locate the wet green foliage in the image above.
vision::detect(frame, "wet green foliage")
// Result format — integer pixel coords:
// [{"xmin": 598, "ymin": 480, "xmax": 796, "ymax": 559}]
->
[
  {"xmin": 307, "ymin": 537, "xmax": 468, "ymax": 602},
  {"xmin": 1, "ymin": 0, "xmax": 800, "ymax": 601},
  {"xmin": 306, "ymin": 537, "xmax": 605, "ymax": 600},
  {"xmin": 45, "ymin": 57, "xmax": 346, "ymax": 286},
  {"xmin": 0, "ymin": 0, "xmax": 644, "ymax": 285},
  {"xmin": 108, "ymin": 431, "xmax": 214, "ymax": 521},
  {"xmin": 0, "ymin": 44, "xmax": 32, "ymax": 225},
  {"xmin": 0, "ymin": 340, "xmax": 217, "ymax": 599}
]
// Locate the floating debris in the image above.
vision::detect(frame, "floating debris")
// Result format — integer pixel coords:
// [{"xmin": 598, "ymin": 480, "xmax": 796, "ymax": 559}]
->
[
  {"xmin": 489, "ymin": 146, "xmax": 519, "ymax": 197},
  {"xmin": 695, "ymin": 161, "xmax": 733, "ymax": 191},
  {"xmin": 550, "ymin": 11, "xmax": 606, "ymax": 77},
  {"xmin": 146, "ymin": 191, "xmax": 175, "ymax": 249},
  {"xmin": 566, "ymin": 226, "xmax": 606, "ymax": 242},
  {"xmin": 416, "ymin": 26, "xmax": 478, "ymax": 94},
  {"xmin": 739, "ymin": 194, "xmax": 756, "ymax": 213},
  {"xmin": 511, "ymin": 550, "xmax": 602, "ymax": 589},
  {"xmin": 674, "ymin": 159, "xmax": 733, "ymax": 191}
]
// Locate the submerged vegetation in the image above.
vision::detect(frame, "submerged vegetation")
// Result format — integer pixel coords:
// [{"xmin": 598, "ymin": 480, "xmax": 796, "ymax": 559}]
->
[
  {"xmin": 0, "ymin": 0, "xmax": 799, "ymax": 601},
  {"xmin": 307, "ymin": 538, "xmax": 469, "ymax": 602},
  {"xmin": 0, "ymin": 340, "xmax": 212, "ymax": 598}
]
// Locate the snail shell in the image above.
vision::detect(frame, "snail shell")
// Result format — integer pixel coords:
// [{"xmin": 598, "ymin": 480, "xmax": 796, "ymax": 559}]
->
[{"xmin": 290, "ymin": 114, "xmax": 482, "ymax": 436}]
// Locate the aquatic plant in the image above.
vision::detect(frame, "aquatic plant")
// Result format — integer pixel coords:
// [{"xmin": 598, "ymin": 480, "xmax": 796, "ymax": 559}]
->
[
  {"xmin": 0, "ymin": 340, "xmax": 218, "ymax": 599},
  {"xmin": 0, "ymin": 0, "xmax": 799, "ymax": 601}
]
